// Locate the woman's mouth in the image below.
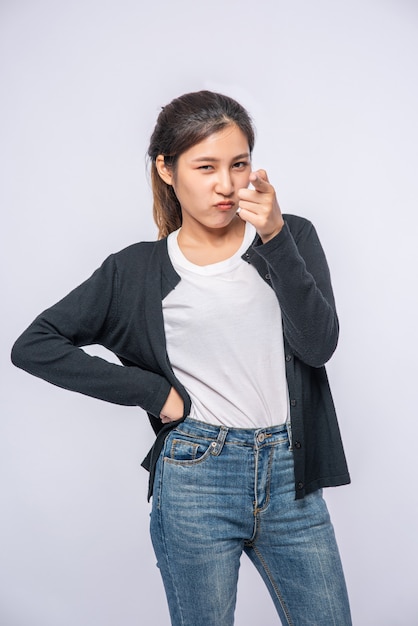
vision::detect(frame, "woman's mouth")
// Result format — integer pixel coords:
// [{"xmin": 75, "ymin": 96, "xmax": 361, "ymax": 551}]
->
[{"xmin": 215, "ymin": 202, "xmax": 234, "ymax": 211}]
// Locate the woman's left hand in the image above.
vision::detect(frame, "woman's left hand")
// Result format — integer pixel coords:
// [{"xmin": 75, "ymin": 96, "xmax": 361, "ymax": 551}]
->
[{"xmin": 237, "ymin": 169, "xmax": 284, "ymax": 243}]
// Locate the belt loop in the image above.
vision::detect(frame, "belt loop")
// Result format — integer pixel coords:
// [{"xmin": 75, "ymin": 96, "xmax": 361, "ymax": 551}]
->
[{"xmin": 210, "ymin": 426, "xmax": 228, "ymax": 456}]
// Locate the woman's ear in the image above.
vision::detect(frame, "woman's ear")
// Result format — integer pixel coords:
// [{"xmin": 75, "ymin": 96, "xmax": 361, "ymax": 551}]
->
[{"xmin": 155, "ymin": 155, "xmax": 174, "ymax": 186}]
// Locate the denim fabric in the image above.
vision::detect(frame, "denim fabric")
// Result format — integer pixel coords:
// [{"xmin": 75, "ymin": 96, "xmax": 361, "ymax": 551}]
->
[{"xmin": 150, "ymin": 418, "xmax": 351, "ymax": 626}]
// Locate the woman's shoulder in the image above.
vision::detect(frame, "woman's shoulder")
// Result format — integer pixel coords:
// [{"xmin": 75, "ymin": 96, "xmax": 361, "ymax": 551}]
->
[
  {"xmin": 283, "ymin": 213, "xmax": 313, "ymax": 230},
  {"xmin": 110, "ymin": 238, "xmax": 166, "ymax": 265},
  {"xmin": 282, "ymin": 213, "xmax": 317, "ymax": 242},
  {"xmin": 98, "ymin": 238, "xmax": 175, "ymax": 288}
]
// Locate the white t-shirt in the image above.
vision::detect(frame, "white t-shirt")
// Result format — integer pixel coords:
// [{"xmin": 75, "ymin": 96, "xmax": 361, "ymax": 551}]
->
[{"xmin": 163, "ymin": 223, "xmax": 289, "ymax": 428}]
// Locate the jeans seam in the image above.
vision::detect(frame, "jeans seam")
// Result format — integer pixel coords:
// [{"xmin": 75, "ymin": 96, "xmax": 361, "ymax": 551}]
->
[
  {"xmin": 155, "ymin": 437, "xmax": 169, "ymax": 511},
  {"xmin": 157, "ymin": 497, "xmax": 186, "ymax": 625},
  {"xmin": 173, "ymin": 431, "xmax": 217, "ymax": 443},
  {"xmin": 311, "ymin": 528, "xmax": 339, "ymax": 626},
  {"xmin": 251, "ymin": 544, "xmax": 294, "ymax": 626}
]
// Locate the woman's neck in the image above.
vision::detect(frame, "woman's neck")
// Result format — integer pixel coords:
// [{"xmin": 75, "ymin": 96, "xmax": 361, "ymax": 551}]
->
[{"xmin": 177, "ymin": 216, "xmax": 246, "ymax": 266}]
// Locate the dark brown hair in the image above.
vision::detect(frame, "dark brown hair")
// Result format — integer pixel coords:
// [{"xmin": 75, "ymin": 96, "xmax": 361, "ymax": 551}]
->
[{"xmin": 147, "ymin": 90, "xmax": 255, "ymax": 238}]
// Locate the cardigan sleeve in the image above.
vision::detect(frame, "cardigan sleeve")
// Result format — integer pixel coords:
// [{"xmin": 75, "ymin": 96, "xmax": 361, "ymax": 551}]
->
[
  {"xmin": 253, "ymin": 216, "xmax": 338, "ymax": 367},
  {"xmin": 11, "ymin": 254, "xmax": 171, "ymax": 417}
]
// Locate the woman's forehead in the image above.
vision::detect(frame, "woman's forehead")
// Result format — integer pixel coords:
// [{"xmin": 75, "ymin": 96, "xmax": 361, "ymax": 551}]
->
[{"xmin": 180, "ymin": 125, "xmax": 250, "ymax": 161}]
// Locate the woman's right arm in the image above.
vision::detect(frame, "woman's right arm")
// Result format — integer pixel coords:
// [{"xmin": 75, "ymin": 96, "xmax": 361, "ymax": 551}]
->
[{"xmin": 11, "ymin": 253, "xmax": 172, "ymax": 417}]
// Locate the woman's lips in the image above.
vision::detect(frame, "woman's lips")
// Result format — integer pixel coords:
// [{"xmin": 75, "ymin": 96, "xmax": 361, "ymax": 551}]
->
[{"xmin": 215, "ymin": 202, "xmax": 234, "ymax": 211}]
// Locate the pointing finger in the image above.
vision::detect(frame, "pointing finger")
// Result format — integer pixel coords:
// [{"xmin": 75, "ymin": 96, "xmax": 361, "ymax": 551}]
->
[{"xmin": 249, "ymin": 169, "xmax": 271, "ymax": 191}]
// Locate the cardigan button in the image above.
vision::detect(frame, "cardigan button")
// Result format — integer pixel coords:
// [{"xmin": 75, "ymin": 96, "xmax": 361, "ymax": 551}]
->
[
  {"xmin": 285, "ymin": 354, "xmax": 292, "ymax": 362},
  {"xmin": 265, "ymin": 273, "xmax": 271, "ymax": 280},
  {"xmin": 297, "ymin": 482, "xmax": 304, "ymax": 490},
  {"xmin": 294, "ymin": 441, "xmax": 302, "ymax": 449},
  {"xmin": 290, "ymin": 399, "xmax": 297, "ymax": 407}
]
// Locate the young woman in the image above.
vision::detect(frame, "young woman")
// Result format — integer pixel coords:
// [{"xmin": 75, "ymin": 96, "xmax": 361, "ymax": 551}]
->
[{"xmin": 12, "ymin": 90, "xmax": 352, "ymax": 625}]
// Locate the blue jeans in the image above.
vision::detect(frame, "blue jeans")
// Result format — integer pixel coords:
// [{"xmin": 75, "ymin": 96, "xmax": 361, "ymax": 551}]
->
[{"xmin": 150, "ymin": 418, "xmax": 351, "ymax": 626}]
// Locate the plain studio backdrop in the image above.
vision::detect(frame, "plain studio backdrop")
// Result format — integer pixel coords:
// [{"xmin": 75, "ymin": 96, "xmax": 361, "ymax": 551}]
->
[{"xmin": 1, "ymin": 1, "xmax": 417, "ymax": 624}]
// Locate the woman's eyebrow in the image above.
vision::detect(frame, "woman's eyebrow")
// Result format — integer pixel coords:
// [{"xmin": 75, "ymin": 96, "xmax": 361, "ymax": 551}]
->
[{"xmin": 191, "ymin": 152, "xmax": 250, "ymax": 163}]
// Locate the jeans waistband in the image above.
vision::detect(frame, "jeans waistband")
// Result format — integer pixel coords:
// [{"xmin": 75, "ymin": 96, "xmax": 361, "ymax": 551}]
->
[{"xmin": 175, "ymin": 417, "xmax": 289, "ymax": 448}]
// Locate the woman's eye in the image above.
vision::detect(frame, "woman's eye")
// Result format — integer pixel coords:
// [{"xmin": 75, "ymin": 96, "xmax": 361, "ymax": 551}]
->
[
  {"xmin": 233, "ymin": 161, "xmax": 249, "ymax": 169},
  {"xmin": 198, "ymin": 165, "xmax": 213, "ymax": 171}
]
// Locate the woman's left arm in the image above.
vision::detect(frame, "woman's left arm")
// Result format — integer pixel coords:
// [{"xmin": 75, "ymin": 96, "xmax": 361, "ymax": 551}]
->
[
  {"xmin": 238, "ymin": 171, "xmax": 338, "ymax": 367},
  {"xmin": 254, "ymin": 218, "xmax": 338, "ymax": 367}
]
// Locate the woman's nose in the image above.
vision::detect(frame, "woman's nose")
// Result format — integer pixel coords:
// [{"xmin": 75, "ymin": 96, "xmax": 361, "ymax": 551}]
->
[{"xmin": 215, "ymin": 170, "xmax": 233, "ymax": 196}]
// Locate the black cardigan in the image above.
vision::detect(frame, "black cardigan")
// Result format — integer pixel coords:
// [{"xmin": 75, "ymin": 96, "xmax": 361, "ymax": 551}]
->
[{"xmin": 11, "ymin": 214, "xmax": 350, "ymax": 499}]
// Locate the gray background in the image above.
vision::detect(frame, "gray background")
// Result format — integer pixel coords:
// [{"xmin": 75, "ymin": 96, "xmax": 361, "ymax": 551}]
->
[{"xmin": 1, "ymin": 0, "xmax": 417, "ymax": 624}]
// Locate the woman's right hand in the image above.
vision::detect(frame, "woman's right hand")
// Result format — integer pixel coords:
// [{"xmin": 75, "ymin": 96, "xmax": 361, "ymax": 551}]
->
[{"xmin": 160, "ymin": 387, "xmax": 184, "ymax": 424}]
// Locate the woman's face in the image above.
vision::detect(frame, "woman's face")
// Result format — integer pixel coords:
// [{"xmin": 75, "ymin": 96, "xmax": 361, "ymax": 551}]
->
[{"xmin": 158, "ymin": 124, "xmax": 251, "ymax": 233}]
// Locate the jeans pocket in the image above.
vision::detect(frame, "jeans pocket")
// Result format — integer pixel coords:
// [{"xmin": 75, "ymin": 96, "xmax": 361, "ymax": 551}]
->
[{"xmin": 164, "ymin": 436, "xmax": 215, "ymax": 466}]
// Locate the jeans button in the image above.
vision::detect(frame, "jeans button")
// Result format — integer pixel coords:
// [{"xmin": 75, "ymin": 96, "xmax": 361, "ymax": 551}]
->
[{"xmin": 257, "ymin": 433, "xmax": 265, "ymax": 443}]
